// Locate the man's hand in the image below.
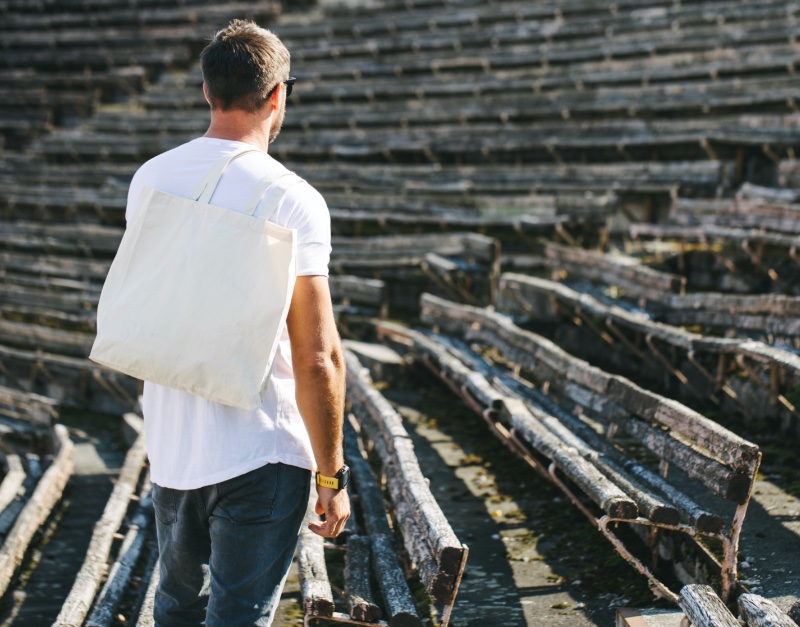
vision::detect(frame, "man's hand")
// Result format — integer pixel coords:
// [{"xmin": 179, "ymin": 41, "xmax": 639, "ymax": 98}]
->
[{"xmin": 309, "ymin": 486, "xmax": 350, "ymax": 538}]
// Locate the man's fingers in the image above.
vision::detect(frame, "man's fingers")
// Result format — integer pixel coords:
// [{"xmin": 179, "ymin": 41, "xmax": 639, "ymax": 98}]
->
[
  {"xmin": 308, "ymin": 517, "xmax": 337, "ymax": 538},
  {"xmin": 314, "ymin": 498, "xmax": 324, "ymax": 516},
  {"xmin": 307, "ymin": 520, "xmax": 328, "ymax": 537},
  {"xmin": 307, "ymin": 512, "xmax": 350, "ymax": 538}
]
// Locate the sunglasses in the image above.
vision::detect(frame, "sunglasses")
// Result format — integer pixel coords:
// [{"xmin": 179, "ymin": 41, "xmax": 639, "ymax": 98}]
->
[{"xmin": 268, "ymin": 77, "xmax": 296, "ymax": 99}]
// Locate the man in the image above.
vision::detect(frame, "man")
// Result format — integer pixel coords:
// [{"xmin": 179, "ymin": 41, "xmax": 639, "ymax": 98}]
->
[{"xmin": 125, "ymin": 20, "xmax": 350, "ymax": 626}]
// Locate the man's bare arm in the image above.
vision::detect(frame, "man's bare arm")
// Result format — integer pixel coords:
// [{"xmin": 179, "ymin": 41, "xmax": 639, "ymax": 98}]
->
[{"xmin": 286, "ymin": 275, "xmax": 350, "ymax": 538}]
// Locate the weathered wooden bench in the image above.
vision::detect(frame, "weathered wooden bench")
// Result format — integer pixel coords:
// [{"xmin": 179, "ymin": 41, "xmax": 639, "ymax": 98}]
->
[
  {"xmin": 2, "ymin": 278, "xmax": 99, "ymax": 326},
  {"xmin": 28, "ymin": 108, "xmax": 800, "ymax": 168},
  {"xmin": 295, "ymin": 44, "xmax": 800, "ymax": 104},
  {"xmin": 296, "ymin": 349, "xmax": 468, "ymax": 626},
  {"xmin": 0, "ymin": 221, "xmax": 123, "ymax": 257},
  {"xmin": 0, "ymin": 251, "xmax": 111, "ymax": 284},
  {"xmin": 54, "ymin": 422, "xmax": 152, "ymax": 627},
  {"xmin": 278, "ymin": 0, "xmax": 791, "ymax": 42},
  {"xmin": 679, "ymin": 584, "xmax": 799, "ymax": 627},
  {"xmin": 0, "ymin": 387, "xmax": 73, "ymax": 602},
  {"xmin": 544, "ymin": 241, "xmax": 687, "ymax": 300},
  {"xmin": 299, "ymin": 160, "xmax": 731, "ymax": 199},
  {"xmin": 329, "ymin": 275, "xmax": 389, "ymax": 319},
  {"xmin": 671, "ymin": 196, "xmax": 800, "ymax": 235},
  {"xmin": 270, "ymin": 74, "xmax": 800, "ymax": 132},
  {"xmin": 324, "ymin": 189, "xmax": 615, "ymax": 222},
  {"xmin": 0, "ymin": 186, "xmax": 127, "ymax": 224},
  {"xmin": 661, "ymin": 292, "xmax": 800, "ymax": 339},
  {"xmin": 378, "ymin": 293, "xmax": 760, "ymax": 603},
  {"xmin": 0, "ymin": 343, "xmax": 138, "ymax": 414},
  {"xmin": 499, "ymin": 272, "xmax": 800, "ymax": 432},
  {"xmin": 540, "ymin": 240, "xmax": 800, "ymax": 338},
  {"xmin": 329, "ymin": 232, "xmax": 500, "ymax": 308},
  {"xmin": 329, "ymin": 208, "xmax": 569, "ymax": 233},
  {"xmin": 287, "ymin": 5, "xmax": 794, "ymax": 71},
  {"xmin": 779, "ymin": 159, "xmax": 800, "ymax": 188},
  {"xmin": 630, "ymin": 222, "xmax": 800, "ymax": 253},
  {"xmin": 0, "ymin": 318, "xmax": 95, "ymax": 358}
]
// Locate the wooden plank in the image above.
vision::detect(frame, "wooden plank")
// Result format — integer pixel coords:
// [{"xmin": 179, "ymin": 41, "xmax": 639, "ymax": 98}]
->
[
  {"xmin": 501, "ymin": 398, "xmax": 638, "ymax": 519},
  {"xmin": 344, "ymin": 535, "xmax": 382, "ymax": 622},
  {"xmin": 623, "ymin": 418, "xmax": 754, "ymax": 504},
  {"xmin": 616, "ymin": 607, "xmax": 685, "ymax": 627},
  {"xmin": 329, "ymin": 275, "xmax": 387, "ymax": 307},
  {"xmin": 0, "ymin": 424, "xmax": 74, "ymax": 599},
  {"xmin": 0, "ymin": 454, "xmax": 25, "ymax": 516},
  {"xmin": 370, "ymin": 534, "xmax": 420, "ymax": 627},
  {"xmin": 0, "ymin": 319, "xmax": 94, "ymax": 358},
  {"xmin": 543, "ymin": 242, "xmax": 684, "ymax": 296},
  {"xmin": 343, "ymin": 421, "xmax": 392, "ymax": 538},
  {"xmin": 678, "ymin": 584, "xmax": 740, "ymax": 627},
  {"xmin": 86, "ymin": 477, "xmax": 153, "ymax": 627},
  {"xmin": 54, "ymin": 430, "xmax": 147, "ymax": 626},
  {"xmin": 441, "ymin": 337, "xmax": 691, "ymax": 528},
  {"xmin": 0, "ymin": 385, "xmax": 59, "ymax": 427},
  {"xmin": 345, "ymin": 350, "xmax": 464, "ymax": 579},
  {"xmin": 297, "ymin": 493, "xmax": 335, "ymax": 618},
  {"xmin": 418, "ymin": 294, "xmax": 760, "ymax": 502},
  {"xmin": 737, "ymin": 593, "xmax": 798, "ymax": 627},
  {"xmin": 383, "ymin": 323, "xmax": 638, "ymax": 520},
  {"xmin": 128, "ymin": 545, "xmax": 158, "ymax": 626},
  {"xmin": 134, "ymin": 558, "xmax": 159, "ymax": 627},
  {"xmin": 345, "ymin": 421, "xmax": 431, "ymax": 614}
]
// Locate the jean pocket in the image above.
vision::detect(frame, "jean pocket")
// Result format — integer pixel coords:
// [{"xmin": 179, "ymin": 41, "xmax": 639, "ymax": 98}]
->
[
  {"xmin": 152, "ymin": 484, "xmax": 178, "ymax": 526},
  {"xmin": 217, "ymin": 464, "xmax": 281, "ymax": 525}
]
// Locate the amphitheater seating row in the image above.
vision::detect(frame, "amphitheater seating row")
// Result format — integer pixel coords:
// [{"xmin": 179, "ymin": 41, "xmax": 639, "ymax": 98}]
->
[
  {"xmin": 0, "ymin": 1, "xmax": 279, "ymax": 149},
  {"xmin": 498, "ymin": 273, "xmax": 800, "ymax": 431},
  {"xmin": 0, "ymin": 391, "xmax": 72, "ymax": 605},
  {"xmin": 284, "ymin": 2, "xmax": 797, "ymax": 67},
  {"xmin": 26, "ymin": 114, "xmax": 800, "ymax": 168},
  {"xmin": 544, "ymin": 241, "xmax": 800, "ymax": 337},
  {"xmin": 276, "ymin": 0, "xmax": 791, "ymax": 44},
  {"xmin": 297, "ymin": 350, "xmax": 467, "ymax": 627},
  {"xmin": 378, "ymin": 293, "xmax": 761, "ymax": 604},
  {"xmin": 0, "ymin": 387, "xmax": 465, "ymax": 626}
]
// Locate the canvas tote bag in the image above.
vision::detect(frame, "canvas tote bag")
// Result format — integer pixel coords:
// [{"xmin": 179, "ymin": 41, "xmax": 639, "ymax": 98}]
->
[{"xmin": 90, "ymin": 146, "xmax": 300, "ymax": 410}]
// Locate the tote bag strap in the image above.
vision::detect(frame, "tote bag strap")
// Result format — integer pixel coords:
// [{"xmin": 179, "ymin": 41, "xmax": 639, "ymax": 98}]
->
[
  {"xmin": 191, "ymin": 145, "xmax": 263, "ymax": 204},
  {"xmin": 243, "ymin": 171, "xmax": 303, "ymax": 220}
]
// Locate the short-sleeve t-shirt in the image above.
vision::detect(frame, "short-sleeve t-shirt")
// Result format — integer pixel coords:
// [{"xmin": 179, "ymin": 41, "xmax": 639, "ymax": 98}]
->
[{"xmin": 126, "ymin": 137, "xmax": 331, "ymax": 490}]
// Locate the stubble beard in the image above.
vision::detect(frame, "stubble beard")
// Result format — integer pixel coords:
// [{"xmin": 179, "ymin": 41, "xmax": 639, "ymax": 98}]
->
[{"xmin": 269, "ymin": 99, "xmax": 286, "ymax": 144}]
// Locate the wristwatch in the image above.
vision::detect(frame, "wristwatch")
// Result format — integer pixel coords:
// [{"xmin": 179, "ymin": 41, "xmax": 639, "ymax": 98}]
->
[{"xmin": 315, "ymin": 465, "xmax": 350, "ymax": 490}]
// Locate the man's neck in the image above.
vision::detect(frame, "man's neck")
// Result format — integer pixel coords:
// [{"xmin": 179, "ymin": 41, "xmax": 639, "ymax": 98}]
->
[{"xmin": 204, "ymin": 114, "xmax": 271, "ymax": 153}]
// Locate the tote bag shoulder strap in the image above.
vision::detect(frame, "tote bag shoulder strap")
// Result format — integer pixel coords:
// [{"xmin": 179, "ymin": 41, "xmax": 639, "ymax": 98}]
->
[
  {"xmin": 243, "ymin": 170, "xmax": 305, "ymax": 220},
  {"xmin": 191, "ymin": 145, "xmax": 263, "ymax": 204}
]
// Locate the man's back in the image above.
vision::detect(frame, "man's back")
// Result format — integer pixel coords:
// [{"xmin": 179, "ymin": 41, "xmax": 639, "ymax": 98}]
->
[
  {"xmin": 122, "ymin": 21, "xmax": 349, "ymax": 626},
  {"xmin": 127, "ymin": 136, "xmax": 331, "ymax": 490}
]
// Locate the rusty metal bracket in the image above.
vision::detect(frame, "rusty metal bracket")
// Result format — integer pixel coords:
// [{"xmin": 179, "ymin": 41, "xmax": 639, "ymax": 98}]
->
[
  {"xmin": 605, "ymin": 318, "xmax": 646, "ymax": 359},
  {"xmin": 644, "ymin": 334, "xmax": 706, "ymax": 400}
]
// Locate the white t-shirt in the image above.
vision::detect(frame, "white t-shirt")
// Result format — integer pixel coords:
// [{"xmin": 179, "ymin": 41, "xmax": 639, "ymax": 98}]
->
[{"xmin": 126, "ymin": 137, "xmax": 331, "ymax": 489}]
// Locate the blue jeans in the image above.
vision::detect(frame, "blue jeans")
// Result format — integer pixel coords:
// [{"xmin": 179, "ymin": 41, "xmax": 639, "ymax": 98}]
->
[{"xmin": 152, "ymin": 463, "xmax": 311, "ymax": 627}]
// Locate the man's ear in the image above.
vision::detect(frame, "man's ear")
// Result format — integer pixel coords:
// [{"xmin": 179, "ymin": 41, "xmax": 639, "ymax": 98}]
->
[
  {"xmin": 268, "ymin": 85, "xmax": 282, "ymax": 110},
  {"xmin": 202, "ymin": 83, "xmax": 212, "ymax": 106}
]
